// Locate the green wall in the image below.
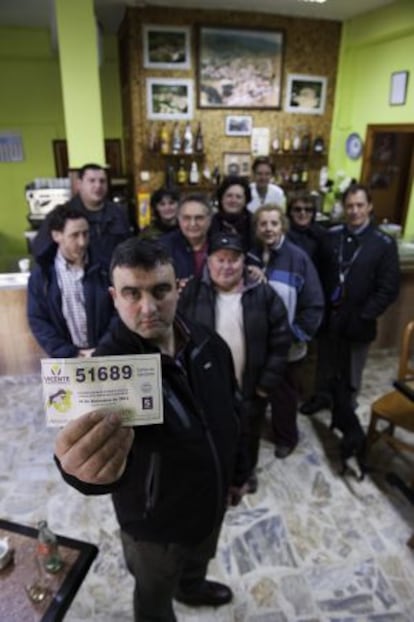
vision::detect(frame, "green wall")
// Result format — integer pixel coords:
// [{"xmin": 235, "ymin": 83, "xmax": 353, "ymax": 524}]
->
[
  {"xmin": 329, "ymin": 0, "xmax": 414, "ymax": 238},
  {"xmin": 0, "ymin": 27, "xmax": 122, "ymax": 272}
]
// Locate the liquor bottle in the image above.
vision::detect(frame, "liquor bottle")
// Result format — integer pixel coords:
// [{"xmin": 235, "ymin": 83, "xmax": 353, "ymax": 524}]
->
[
  {"xmin": 37, "ymin": 520, "xmax": 63, "ymax": 574},
  {"xmin": 301, "ymin": 131, "xmax": 311, "ymax": 154},
  {"xmin": 189, "ymin": 161, "xmax": 200, "ymax": 185},
  {"xmin": 165, "ymin": 164, "xmax": 176, "ymax": 189},
  {"xmin": 283, "ymin": 128, "xmax": 291, "ymax": 153},
  {"xmin": 212, "ymin": 165, "xmax": 221, "ymax": 186},
  {"xmin": 160, "ymin": 122, "xmax": 170, "ymax": 155},
  {"xmin": 272, "ymin": 131, "xmax": 281, "ymax": 153},
  {"xmin": 301, "ymin": 165, "xmax": 309, "ymax": 184},
  {"xmin": 148, "ymin": 123, "xmax": 158, "ymax": 152},
  {"xmin": 137, "ymin": 171, "xmax": 151, "ymax": 229},
  {"xmin": 183, "ymin": 122, "xmax": 193, "ymax": 154},
  {"xmin": 177, "ymin": 159, "xmax": 188, "ymax": 185},
  {"xmin": 291, "ymin": 163, "xmax": 300, "ymax": 184},
  {"xmin": 194, "ymin": 122, "xmax": 204, "ymax": 153},
  {"xmin": 172, "ymin": 122, "xmax": 181, "ymax": 154},
  {"xmin": 292, "ymin": 128, "xmax": 301, "ymax": 152}
]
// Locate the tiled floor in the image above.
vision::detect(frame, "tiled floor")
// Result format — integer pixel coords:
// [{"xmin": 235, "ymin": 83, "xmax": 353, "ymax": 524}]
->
[{"xmin": 1, "ymin": 349, "xmax": 414, "ymax": 621}]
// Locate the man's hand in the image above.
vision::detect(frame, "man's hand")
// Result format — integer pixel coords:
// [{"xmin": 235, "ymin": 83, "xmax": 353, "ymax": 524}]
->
[{"xmin": 55, "ymin": 411, "xmax": 134, "ymax": 485}]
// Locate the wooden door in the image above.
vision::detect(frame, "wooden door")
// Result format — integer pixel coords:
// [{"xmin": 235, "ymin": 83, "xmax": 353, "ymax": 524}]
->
[{"xmin": 361, "ymin": 124, "xmax": 414, "ymax": 227}]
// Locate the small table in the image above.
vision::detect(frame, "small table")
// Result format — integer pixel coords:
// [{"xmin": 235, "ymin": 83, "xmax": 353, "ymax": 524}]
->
[{"xmin": 0, "ymin": 519, "xmax": 98, "ymax": 622}]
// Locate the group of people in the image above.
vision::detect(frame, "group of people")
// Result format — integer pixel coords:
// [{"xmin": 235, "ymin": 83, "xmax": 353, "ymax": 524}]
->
[{"xmin": 26, "ymin": 160, "xmax": 400, "ymax": 621}]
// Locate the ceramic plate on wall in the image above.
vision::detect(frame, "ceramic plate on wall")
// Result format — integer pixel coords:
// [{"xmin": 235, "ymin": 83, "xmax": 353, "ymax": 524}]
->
[{"xmin": 346, "ymin": 133, "xmax": 363, "ymax": 159}]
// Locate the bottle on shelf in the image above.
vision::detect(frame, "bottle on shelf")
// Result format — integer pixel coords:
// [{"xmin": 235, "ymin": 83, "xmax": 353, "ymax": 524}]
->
[
  {"xmin": 291, "ymin": 163, "xmax": 300, "ymax": 184},
  {"xmin": 148, "ymin": 123, "xmax": 158, "ymax": 152},
  {"xmin": 301, "ymin": 130, "xmax": 311, "ymax": 154},
  {"xmin": 177, "ymin": 159, "xmax": 188, "ymax": 185},
  {"xmin": 283, "ymin": 128, "xmax": 291, "ymax": 153},
  {"xmin": 212, "ymin": 164, "xmax": 221, "ymax": 186},
  {"xmin": 37, "ymin": 520, "xmax": 63, "ymax": 574},
  {"xmin": 137, "ymin": 171, "xmax": 151, "ymax": 229},
  {"xmin": 183, "ymin": 122, "xmax": 193, "ymax": 154},
  {"xmin": 194, "ymin": 122, "xmax": 204, "ymax": 153},
  {"xmin": 172, "ymin": 122, "xmax": 181, "ymax": 154},
  {"xmin": 292, "ymin": 128, "xmax": 301, "ymax": 152},
  {"xmin": 165, "ymin": 164, "xmax": 176, "ymax": 189},
  {"xmin": 272, "ymin": 130, "xmax": 281, "ymax": 154},
  {"xmin": 160, "ymin": 122, "xmax": 170, "ymax": 155},
  {"xmin": 301, "ymin": 164, "xmax": 309, "ymax": 184},
  {"xmin": 189, "ymin": 161, "xmax": 200, "ymax": 185}
]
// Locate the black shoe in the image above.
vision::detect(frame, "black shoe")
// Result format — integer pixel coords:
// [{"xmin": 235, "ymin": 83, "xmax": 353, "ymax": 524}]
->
[
  {"xmin": 299, "ymin": 394, "xmax": 331, "ymax": 415},
  {"xmin": 274, "ymin": 444, "xmax": 296, "ymax": 459},
  {"xmin": 175, "ymin": 580, "xmax": 233, "ymax": 607}
]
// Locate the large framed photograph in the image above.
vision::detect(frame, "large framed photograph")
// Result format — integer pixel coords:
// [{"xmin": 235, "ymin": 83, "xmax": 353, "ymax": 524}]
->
[
  {"xmin": 285, "ymin": 74, "xmax": 327, "ymax": 114},
  {"xmin": 197, "ymin": 26, "xmax": 284, "ymax": 109},
  {"xmin": 225, "ymin": 115, "xmax": 253, "ymax": 136},
  {"xmin": 146, "ymin": 78, "xmax": 193, "ymax": 120},
  {"xmin": 223, "ymin": 152, "xmax": 252, "ymax": 177},
  {"xmin": 143, "ymin": 25, "xmax": 191, "ymax": 70}
]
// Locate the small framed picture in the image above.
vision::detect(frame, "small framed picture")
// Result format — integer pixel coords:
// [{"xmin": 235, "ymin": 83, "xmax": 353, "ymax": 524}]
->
[
  {"xmin": 223, "ymin": 152, "xmax": 252, "ymax": 177},
  {"xmin": 389, "ymin": 71, "xmax": 409, "ymax": 106},
  {"xmin": 225, "ymin": 115, "xmax": 253, "ymax": 136},
  {"xmin": 146, "ymin": 78, "xmax": 193, "ymax": 120},
  {"xmin": 143, "ymin": 25, "xmax": 191, "ymax": 70},
  {"xmin": 285, "ymin": 74, "xmax": 327, "ymax": 115}
]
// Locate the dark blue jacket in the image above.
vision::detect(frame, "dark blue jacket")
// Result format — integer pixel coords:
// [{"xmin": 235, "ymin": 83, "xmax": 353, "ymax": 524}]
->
[
  {"xmin": 31, "ymin": 195, "xmax": 132, "ymax": 269},
  {"xmin": 319, "ymin": 222, "xmax": 400, "ymax": 342},
  {"xmin": 160, "ymin": 229, "xmax": 208, "ymax": 280},
  {"xmin": 27, "ymin": 256, "xmax": 114, "ymax": 357}
]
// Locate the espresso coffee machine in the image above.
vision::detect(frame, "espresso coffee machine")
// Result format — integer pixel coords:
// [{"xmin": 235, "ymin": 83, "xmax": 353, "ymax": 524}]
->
[{"xmin": 25, "ymin": 178, "xmax": 71, "ymax": 229}]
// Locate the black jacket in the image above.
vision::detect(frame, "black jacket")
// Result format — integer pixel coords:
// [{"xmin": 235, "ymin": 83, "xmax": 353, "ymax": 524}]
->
[
  {"xmin": 320, "ymin": 223, "xmax": 400, "ymax": 342},
  {"xmin": 56, "ymin": 315, "xmax": 249, "ymax": 545},
  {"xmin": 178, "ymin": 270, "xmax": 291, "ymax": 399}
]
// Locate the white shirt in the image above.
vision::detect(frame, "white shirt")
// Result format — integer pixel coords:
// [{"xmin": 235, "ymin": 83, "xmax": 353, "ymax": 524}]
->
[
  {"xmin": 215, "ymin": 291, "xmax": 245, "ymax": 387},
  {"xmin": 247, "ymin": 182, "xmax": 286, "ymax": 213}
]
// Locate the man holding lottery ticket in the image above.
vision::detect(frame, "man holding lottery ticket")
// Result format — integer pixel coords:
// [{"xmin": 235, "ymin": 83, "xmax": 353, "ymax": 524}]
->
[{"xmin": 54, "ymin": 238, "xmax": 250, "ymax": 621}]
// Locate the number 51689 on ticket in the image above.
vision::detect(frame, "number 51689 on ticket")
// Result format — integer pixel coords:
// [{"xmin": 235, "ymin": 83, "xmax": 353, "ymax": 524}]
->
[{"xmin": 41, "ymin": 354, "xmax": 163, "ymax": 427}]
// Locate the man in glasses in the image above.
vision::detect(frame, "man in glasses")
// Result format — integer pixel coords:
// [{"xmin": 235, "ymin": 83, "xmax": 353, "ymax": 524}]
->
[{"xmin": 160, "ymin": 193, "xmax": 212, "ymax": 293}]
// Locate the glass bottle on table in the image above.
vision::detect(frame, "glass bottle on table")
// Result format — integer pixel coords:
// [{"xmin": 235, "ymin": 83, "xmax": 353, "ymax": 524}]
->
[{"xmin": 37, "ymin": 520, "xmax": 63, "ymax": 574}]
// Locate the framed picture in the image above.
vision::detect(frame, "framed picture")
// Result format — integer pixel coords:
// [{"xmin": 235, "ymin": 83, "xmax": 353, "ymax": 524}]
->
[
  {"xmin": 285, "ymin": 74, "xmax": 327, "ymax": 115},
  {"xmin": 223, "ymin": 152, "xmax": 252, "ymax": 177},
  {"xmin": 197, "ymin": 26, "xmax": 284, "ymax": 109},
  {"xmin": 389, "ymin": 71, "xmax": 409, "ymax": 106},
  {"xmin": 146, "ymin": 78, "xmax": 193, "ymax": 120},
  {"xmin": 143, "ymin": 25, "xmax": 191, "ymax": 70},
  {"xmin": 225, "ymin": 115, "xmax": 253, "ymax": 136}
]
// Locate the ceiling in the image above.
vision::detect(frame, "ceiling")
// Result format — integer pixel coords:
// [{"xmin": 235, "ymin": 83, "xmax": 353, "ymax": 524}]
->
[{"xmin": 0, "ymin": 0, "xmax": 396, "ymax": 34}]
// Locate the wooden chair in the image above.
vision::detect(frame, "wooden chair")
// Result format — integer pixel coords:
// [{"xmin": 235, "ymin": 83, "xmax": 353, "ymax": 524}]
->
[{"xmin": 366, "ymin": 320, "xmax": 414, "ymax": 548}]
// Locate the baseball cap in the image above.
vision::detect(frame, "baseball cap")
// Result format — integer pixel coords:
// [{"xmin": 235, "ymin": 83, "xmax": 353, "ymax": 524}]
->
[{"xmin": 209, "ymin": 232, "xmax": 244, "ymax": 255}]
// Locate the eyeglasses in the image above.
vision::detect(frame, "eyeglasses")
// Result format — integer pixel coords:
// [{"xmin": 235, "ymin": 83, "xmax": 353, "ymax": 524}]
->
[{"xmin": 292, "ymin": 206, "xmax": 314, "ymax": 214}]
